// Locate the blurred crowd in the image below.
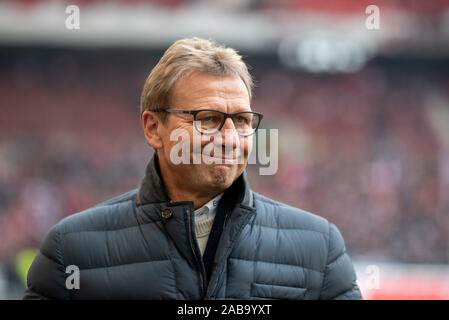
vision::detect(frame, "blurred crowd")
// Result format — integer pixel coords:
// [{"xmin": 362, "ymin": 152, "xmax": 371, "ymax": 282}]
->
[
  {"xmin": 250, "ymin": 66, "xmax": 449, "ymax": 264},
  {"xmin": 10, "ymin": 0, "xmax": 449, "ymax": 13},
  {"xmin": 0, "ymin": 49, "xmax": 448, "ymax": 277}
]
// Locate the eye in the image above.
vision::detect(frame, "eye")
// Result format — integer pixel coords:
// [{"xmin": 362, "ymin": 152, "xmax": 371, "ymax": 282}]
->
[
  {"xmin": 235, "ymin": 115, "xmax": 251, "ymax": 124},
  {"xmin": 204, "ymin": 116, "xmax": 220, "ymax": 122}
]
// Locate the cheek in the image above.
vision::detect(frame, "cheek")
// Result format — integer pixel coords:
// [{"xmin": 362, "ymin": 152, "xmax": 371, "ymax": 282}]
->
[{"xmin": 162, "ymin": 124, "xmax": 193, "ymax": 148}]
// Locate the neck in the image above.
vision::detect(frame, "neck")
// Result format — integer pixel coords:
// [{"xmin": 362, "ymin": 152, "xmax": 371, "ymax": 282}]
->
[{"xmin": 157, "ymin": 155, "xmax": 223, "ymax": 210}]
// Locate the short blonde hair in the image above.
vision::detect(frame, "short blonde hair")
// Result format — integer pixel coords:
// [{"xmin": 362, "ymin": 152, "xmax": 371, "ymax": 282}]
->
[{"xmin": 140, "ymin": 37, "xmax": 253, "ymax": 119}]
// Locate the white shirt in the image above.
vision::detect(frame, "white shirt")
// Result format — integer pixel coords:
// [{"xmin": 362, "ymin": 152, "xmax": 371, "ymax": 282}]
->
[
  {"xmin": 193, "ymin": 192, "xmax": 224, "ymax": 255},
  {"xmin": 194, "ymin": 192, "xmax": 224, "ymax": 222}
]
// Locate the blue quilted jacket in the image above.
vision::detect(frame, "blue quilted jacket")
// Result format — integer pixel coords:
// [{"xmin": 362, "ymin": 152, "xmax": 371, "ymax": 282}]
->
[{"xmin": 24, "ymin": 155, "xmax": 362, "ymax": 300}]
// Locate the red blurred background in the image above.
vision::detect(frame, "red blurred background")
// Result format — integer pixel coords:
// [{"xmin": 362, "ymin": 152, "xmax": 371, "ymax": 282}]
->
[{"xmin": 1, "ymin": 0, "xmax": 448, "ymax": 299}]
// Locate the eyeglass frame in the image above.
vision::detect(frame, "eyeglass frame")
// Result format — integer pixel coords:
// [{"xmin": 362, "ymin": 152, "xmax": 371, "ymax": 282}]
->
[{"xmin": 156, "ymin": 108, "xmax": 264, "ymax": 136}]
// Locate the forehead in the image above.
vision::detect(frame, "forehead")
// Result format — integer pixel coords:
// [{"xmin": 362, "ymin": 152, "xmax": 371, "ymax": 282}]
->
[{"xmin": 170, "ymin": 71, "xmax": 250, "ymax": 110}]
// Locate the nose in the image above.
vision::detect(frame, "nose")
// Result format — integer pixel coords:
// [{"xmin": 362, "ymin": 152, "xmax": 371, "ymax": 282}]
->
[{"xmin": 217, "ymin": 117, "xmax": 240, "ymax": 149}]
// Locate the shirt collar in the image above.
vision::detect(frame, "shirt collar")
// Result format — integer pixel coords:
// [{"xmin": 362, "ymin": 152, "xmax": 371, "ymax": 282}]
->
[{"xmin": 194, "ymin": 192, "xmax": 224, "ymax": 221}]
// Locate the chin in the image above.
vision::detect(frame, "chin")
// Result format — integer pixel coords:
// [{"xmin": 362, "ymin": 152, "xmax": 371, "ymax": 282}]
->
[{"xmin": 208, "ymin": 164, "xmax": 242, "ymax": 189}]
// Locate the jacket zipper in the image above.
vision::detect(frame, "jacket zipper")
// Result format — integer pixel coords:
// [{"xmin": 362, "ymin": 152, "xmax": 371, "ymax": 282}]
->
[
  {"xmin": 208, "ymin": 208, "xmax": 255, "ymax": 299},
  {"xmin": 186, "ymin": 208, "xmax": 206, "ymax": 297},
  {"xmin": 223, "ymin": 212, "xmax": 230, "ymax": 230}
]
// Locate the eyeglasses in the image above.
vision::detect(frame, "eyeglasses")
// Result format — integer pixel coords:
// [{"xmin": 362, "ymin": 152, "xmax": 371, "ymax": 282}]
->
[{"xmin": 159, "ymin": 108, "xmax": 263, "ymax": 136}]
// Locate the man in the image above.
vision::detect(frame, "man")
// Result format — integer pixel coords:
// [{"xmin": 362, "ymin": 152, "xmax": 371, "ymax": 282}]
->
[{"xmin": 24, "ymin": 37, "xmax": 362, "ymax": 300}]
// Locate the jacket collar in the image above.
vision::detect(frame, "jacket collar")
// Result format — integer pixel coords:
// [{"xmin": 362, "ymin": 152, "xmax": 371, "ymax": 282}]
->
[
  {"xmin": 136, "ymin": 153, "xmax": 170, "ymax": 205},
  {"xmin": 136, "ymin": 153, "xmax": 253, "ymax": 209}
]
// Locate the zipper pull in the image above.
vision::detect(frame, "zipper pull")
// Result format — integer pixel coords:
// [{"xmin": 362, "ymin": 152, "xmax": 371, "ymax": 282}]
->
[{"xmin": 223, "ymin": 212, "xmax": 231, "ymax": 230}]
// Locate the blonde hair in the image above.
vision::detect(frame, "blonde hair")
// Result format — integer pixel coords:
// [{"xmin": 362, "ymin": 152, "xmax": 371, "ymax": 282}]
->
[{"xmin": 140, "ymin": 37, "xmax": 253, "ymax": 120}]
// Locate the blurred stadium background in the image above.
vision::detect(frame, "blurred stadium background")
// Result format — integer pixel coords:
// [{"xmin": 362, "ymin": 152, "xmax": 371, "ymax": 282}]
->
[{"xmin": 1, "ymin": 0, "xmax": 449, "ymax": 299}]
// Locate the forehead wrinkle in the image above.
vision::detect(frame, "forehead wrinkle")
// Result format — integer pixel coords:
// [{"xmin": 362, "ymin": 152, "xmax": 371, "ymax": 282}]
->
[
  {"xmin": 175, "ymin": 84, "xmax": 247, "ymax": 103},
  {"xmin": 171, "ymin": 72, "xmax": 249, "ymax": 110}
]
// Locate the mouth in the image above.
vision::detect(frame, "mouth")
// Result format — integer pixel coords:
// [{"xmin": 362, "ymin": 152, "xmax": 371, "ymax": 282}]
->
[{"xmin": 201, "ymin": 153, "xmax": 239, "ymax": 164}]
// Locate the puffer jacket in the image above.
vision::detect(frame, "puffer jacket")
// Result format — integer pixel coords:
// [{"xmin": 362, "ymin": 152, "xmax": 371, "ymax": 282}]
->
[{"xmin": 24, "ymin": 154, "xmax": 362, "ymax": 300}]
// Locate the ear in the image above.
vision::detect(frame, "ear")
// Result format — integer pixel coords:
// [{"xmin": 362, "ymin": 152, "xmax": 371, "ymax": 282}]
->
[{"xmin": 142, "ymin": 111, "xmax": 164, "ymax": 150}]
